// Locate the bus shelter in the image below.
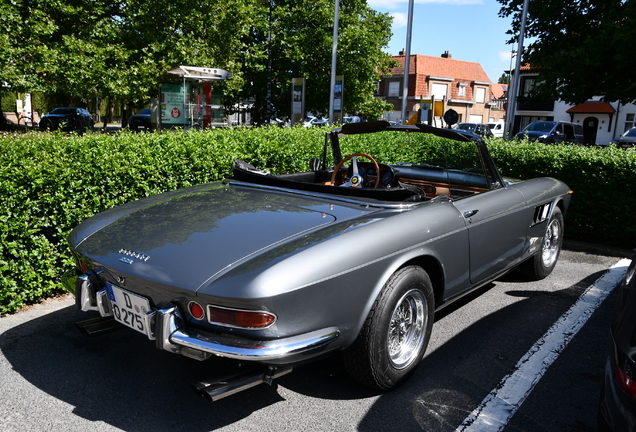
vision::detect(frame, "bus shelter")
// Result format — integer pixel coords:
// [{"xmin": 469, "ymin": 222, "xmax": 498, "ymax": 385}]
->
[{"xmin": 158, "ymin": 66, "xmax": 232, "ymax": 129}]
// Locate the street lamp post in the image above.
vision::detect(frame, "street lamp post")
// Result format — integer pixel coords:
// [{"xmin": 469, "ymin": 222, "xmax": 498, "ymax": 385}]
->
[
  {"xmin": 505, "ymin": 0, "xmax": 530, "ymax": 138},
  {"xmin": 328, "ymin": 0, "xmax": 340, "ymax": 125},
  {"xmin": 266, "ymin": 0, "xmax": 273, "ymax": 125},
  {"xmin": 400, "ymin": 0, "xmax": 414, "ymax": 124}
]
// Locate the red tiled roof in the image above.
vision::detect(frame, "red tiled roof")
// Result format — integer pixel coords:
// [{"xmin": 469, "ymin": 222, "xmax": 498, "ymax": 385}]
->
[
  {"xmin": 566, "ymin": 102, "xmax": 616, "ymax": 114},
  {"xmin": 390, "ymin": 54, "xmax": 491, "ymax": 83},
  {"xmin": 491, "ymin": 83, "xmax": 507, "ymax": 99}
]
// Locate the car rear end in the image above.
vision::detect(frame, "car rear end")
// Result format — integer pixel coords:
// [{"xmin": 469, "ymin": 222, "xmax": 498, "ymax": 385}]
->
[{"xmin": 598, "ymin": 258, "xmax": 636, "ymax": 431}]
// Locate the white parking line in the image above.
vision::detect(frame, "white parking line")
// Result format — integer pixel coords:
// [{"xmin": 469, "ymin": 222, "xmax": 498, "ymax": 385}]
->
[{"xmin": 455, "ymin": 258, "xmax": 631, "ymax": 432}]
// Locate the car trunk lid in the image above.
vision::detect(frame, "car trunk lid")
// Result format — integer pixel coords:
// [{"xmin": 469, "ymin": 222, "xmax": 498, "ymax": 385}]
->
[{"xmin": 72, "ymin": 184, "xmax": 337, "ymax": 291}]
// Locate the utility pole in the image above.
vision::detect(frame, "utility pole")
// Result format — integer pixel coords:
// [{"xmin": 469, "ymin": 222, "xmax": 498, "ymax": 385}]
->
[{"xmin": 328, "ymin": 0, "xmax": 340, "ymax": 125}]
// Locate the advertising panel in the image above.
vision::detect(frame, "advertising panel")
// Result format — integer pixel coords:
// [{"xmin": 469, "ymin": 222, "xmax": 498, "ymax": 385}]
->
[
  {"xmin": 291, "ymin": 78, "xmax": 305, "ymax": 126},
  {"xmin": 333, "ymin": 75, "xmax": 343, "ymax": 124},
  {"xmin": 161, "ymin": 83, "xmax": 190, "ymax": 126}
]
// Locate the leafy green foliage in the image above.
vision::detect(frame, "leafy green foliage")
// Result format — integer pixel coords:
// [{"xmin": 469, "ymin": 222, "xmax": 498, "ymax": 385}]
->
[
  {"xmin": 498, "ymin": 0, "xmax": 636, "ymax": 104},
  {"xmin": 0, "ymin": 128, "xmax": 633, "ymax": 314},
  {"xmin": 0, "ymin": 0, "xmax": 395, "ymax": 118},
  {"xmin": 224, "ymin": 0, "xmax": 395, "ymax": 123},
  {"xmin": 488, "ymin": 139, "xmax": 636, "ymax": 245}
]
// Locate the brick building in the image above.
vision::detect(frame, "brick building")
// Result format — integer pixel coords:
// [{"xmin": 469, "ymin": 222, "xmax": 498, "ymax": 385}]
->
[{"xmin": 377, "ymin": 51, "xmax": 505, "ymax": 126}]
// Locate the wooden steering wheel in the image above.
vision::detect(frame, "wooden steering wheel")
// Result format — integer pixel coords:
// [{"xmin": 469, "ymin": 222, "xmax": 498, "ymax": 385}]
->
[{"xmin": 330, "ymin": 153, "xmax": 381, "ymax": 188}]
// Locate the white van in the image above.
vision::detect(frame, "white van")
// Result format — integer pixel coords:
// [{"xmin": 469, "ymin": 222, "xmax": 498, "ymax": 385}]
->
[{"xmin": 488, "ymin": 121, "xmax": 504, "ymax": 138}]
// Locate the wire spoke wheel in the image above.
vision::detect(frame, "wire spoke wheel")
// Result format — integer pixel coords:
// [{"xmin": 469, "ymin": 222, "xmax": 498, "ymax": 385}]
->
[
  {"xmin": 541, "ymin": 217, "xmax": 561, "ymax": 268},
  {"xmin": 343, "ymin": 266, "xmax": 434, "ymax": 390},
  {"xmin": 387, "ymin": 289, "xmax": 426, "ymax": 369}
]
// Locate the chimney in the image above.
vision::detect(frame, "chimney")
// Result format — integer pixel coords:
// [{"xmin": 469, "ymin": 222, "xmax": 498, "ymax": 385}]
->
[
  {"xmin": 441, "ymin": 51, "xmax": 452, "ymax": 59},
  {"xmin": 399, "ymin": 49, "xmax": 406, "ymax": 56}
]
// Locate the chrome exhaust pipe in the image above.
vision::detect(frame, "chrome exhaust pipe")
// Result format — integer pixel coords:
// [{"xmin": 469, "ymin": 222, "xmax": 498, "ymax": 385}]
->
[{"xmin": 193, "ymin": 366, "xmax": 293, "ymax": 402}]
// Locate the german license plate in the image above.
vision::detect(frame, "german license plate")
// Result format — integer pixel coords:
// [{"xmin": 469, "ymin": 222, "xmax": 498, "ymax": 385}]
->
[{"xmin": 106, "ymin": 283, "xmax": 151, "ymax": 335}]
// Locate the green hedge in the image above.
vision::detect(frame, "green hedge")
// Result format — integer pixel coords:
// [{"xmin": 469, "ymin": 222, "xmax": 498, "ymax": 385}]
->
[{"xmin": 0, "ymin": 127, "xmax": 634, "ymax": 314}]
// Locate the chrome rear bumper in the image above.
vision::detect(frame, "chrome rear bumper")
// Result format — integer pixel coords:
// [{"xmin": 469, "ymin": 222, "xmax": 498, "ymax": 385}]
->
[{"xmin": 75, "ymin": 274, "xmax": 340, "ymax": 362}]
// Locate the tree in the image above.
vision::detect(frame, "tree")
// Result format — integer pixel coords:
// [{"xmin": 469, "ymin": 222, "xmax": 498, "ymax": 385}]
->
[
  {"xmin": 0, "ymin": 0, "xmax": 251, "ymax": 107},
  {"xmin": 498, "ymin": 0, "xmax": 636, "ymax": 104},
  {"xmin": 0, "ymin": 0, "xmax": 395, "ymax": 121},
  {"xmin": 498, "ymin": 73, "xmax": 510, "ymax": 85},
  {"xmin": 223, "ymin": 0, "xmax": 395, "ymax": 123}
]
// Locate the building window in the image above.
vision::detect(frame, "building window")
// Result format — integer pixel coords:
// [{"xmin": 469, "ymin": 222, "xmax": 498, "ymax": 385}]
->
[
  {"xmin": 374, "ymin": 81, "xmax": 380, "ymax": 96},
  {"xmin": 625, "ymin": 113, "xmax": 635, "ymax": 132},
  {"xmin": 388, "ymin": 81, "xmax": 400, "ymax": 97},
  {"xmin": 521, "ymin": 77, "xmax": 537, "ymax": 96},
  {"xmin": 475, "ymin": 87, "xmax": 486, "ymax": 103},
  {"xmin": 458, "ymin": 83, "xmax": 467, "ymax": 97},
  {"xmin": 431, "ymin": 83, "xmax": 448, "ymax": 100}
]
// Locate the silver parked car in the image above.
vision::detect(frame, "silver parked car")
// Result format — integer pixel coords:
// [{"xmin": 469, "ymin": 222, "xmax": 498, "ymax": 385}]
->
[
  {"xmin": 68, "ymin": 122, "xmax": 572, "ymax": 399},
  {"xmin": 612, "ymin": 127, "xmax": 636, "ymax": 148}
]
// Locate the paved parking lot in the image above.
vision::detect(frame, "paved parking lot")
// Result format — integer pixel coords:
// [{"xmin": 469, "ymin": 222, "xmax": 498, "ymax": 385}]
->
[{"xmin": 0, "ymin": 247, "xmax": 630, "ymax": 431}]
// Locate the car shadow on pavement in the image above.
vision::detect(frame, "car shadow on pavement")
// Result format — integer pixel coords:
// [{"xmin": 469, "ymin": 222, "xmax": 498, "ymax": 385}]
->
[
  {"xmin": 353, "ymin": 269, "xmax": 613, "ymax": 432},
  {"xmin": 0, "ymin": 269, "xmax": 612, "ymax": 431},
  {"xmin": 0, "ymin": 304, "xmax": 289, "ymax": 431}
]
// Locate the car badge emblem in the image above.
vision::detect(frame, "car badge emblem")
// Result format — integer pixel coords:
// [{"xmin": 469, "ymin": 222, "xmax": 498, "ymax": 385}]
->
[{"xmin": 118, "ymin": 248, "xmax": 150, "ymax": 262}]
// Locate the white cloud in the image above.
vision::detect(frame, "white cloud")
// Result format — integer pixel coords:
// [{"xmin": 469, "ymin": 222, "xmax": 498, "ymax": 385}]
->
[
  {"xmin": 368, "ymin": 0, "xmax": 403, "ymax": 8},
  {"xmin": 391, "ymin": 12, "xmax": 408, "ymax": 28},
  {"xmin": 498, "ymin": 50, "xmax": 513, "ymax": 63}
]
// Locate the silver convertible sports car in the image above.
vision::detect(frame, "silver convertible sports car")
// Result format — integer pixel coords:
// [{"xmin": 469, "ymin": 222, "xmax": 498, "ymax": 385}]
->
[{"xmin": 68, "ymin": 122, "xmax": 572, "ymax": 400}]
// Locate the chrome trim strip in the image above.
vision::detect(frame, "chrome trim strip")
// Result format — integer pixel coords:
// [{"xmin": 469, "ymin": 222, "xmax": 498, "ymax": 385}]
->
[
  {"xmin": 156, "ymin": 305, "xmax": 339, "ymax": 360},
  {"xmin": 226, "ymin": 180, "xmax": 421, "ymax": 210}
]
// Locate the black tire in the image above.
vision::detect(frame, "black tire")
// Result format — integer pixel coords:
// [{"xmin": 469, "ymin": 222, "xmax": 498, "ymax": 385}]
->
[
  {"xmin": 343, "ymin": 266, "xmax": 435, "ymax": 390},
  {"xmin": 522, "ymin": 206, "xmax": 564, "ymax": 280},
  {"xmin": 39, "ymin": 119, "xmax": 51, "ymax": 130}
]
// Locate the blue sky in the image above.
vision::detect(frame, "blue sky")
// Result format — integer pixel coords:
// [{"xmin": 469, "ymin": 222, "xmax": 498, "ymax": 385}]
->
[{"xmin": 369, "ymin": 0, "xmax": 516, "ymax": 83}]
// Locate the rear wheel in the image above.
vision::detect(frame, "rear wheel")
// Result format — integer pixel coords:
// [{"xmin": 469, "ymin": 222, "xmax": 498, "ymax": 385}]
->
[
  {"xmin": 343, "ymin": 266, "xmax": 434, "ymax": 390},
  {"xmin": 522, "ymin": 206, "xmax": 564, "ymax": 280}
]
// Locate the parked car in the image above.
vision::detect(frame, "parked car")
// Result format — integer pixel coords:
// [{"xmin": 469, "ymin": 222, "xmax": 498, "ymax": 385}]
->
[
  {"xmin": 454, "ymin": 122, "xmax": 494, "ymax": 138},
  {"xmin": 68, "ymin": 121, "xmax": 571, "ymax": 400},
  {"xmin": 128, "ymin": 108, "xmax": 152, "ymax": 131},
  {"xmin": 303, "ymin": 116, "xmax": 328, "ymax": 127},
  {"xmin": 612, "ymin": 127, "xmax": 636, "ymax": 148},
  {"xmin": 515, "ymin": 121, "xmax": 584, "ymax": 144},
  {"xmin": 597, "ymin": 257, "xmax": 636, "ymax": 431},
  {"xmin": 39, "ymin": 107, "xmax": 94, "ymax": 131},
  {"xmin": 488, "ymin": 121, "xmax": 505, "ymax": 138}
]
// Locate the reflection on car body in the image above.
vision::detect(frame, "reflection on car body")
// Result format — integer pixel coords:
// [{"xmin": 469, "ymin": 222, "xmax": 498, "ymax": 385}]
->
[{"xmin": 68, "ymin": 121, "xmax": 572, "ymax": 400}]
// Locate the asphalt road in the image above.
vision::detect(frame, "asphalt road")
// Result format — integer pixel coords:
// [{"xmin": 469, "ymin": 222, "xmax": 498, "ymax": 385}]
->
[{"xmin": 0, "ymin": 246, "xmax": 631, "ymax": 432}]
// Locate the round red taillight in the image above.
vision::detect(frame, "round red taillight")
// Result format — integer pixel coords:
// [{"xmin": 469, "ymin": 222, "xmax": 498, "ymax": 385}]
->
[{"xmin": 188, "ymin": 302, "xmax": 205, "ymax": 320}]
